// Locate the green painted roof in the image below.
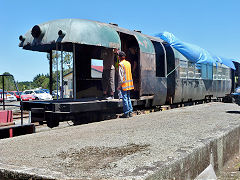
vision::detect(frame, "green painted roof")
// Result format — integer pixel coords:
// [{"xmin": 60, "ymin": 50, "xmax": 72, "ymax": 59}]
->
[
  {"xmin": 133, "ymin": 32, "xmax": 155, "ymax": 54},
  {"xmin": 19, "ymin": 19, "xmax": 161, "ymax": 54},
  {"xmin": 20, "ymin": 19, "xmax": 121, "ymax": 52}
]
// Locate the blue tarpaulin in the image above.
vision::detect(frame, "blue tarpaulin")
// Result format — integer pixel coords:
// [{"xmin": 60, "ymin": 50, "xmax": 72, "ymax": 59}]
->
[{"xmin": 156, "ymin": 32, "xmax": 239, "ymax": 70}]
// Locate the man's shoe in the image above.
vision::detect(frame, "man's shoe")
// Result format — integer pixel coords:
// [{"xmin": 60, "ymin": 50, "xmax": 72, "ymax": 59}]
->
[
  {"xmin": 121, "ymin": 113, "xmax": 129, "ymax": 118},
  {"xmin": 129, "ymin": 112, "xmax": 133, "ymax": 117},
  {"xmin": 106, "ymin": 96, "xmax": 114, "ymax": 100}
]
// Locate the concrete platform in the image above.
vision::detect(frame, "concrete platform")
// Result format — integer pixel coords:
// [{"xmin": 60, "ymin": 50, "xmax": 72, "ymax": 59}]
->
[{"xmin": 0, "ymin": 102, "xmax": 240, "ymax": 179}]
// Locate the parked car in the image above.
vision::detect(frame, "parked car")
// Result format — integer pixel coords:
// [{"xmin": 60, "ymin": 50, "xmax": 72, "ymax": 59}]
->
[
  {"xmin": 23, "ymin": 90, "xmax": 53, "ymax": 100},
  {"xmin": 52, "ymin": 90, "xmax": 60, "ymax": 98},
  {"xmin": 42, "ymin": 89, "xmax": 50, "ymax": 94},
  {"xmin": 235, "ymin": 86, "xmax": 240, "ymax": 93},
  {"xmin": 34, "ymin": 90, "xmax": 52, "ymax": 100},
  {"xmin": 0, "ymin": 92, "xmax": 17, "ymax": 102},
  {"xmin": 20, "ymin": 91, "xmax": 36, "ymax": 101},
  {"xmin": 8, "ymin": 91, "xmax": 22, "ymax": 101}
]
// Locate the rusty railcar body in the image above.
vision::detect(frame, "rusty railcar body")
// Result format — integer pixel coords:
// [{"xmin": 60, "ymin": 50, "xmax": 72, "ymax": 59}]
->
[{"xmin": 19, "ymin": 19, "xmax": 232, "ymax": 127}]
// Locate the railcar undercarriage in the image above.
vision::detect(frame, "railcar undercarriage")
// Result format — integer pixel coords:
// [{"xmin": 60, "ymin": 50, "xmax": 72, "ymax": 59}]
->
[{"xmin": 23, "ymin": 97, "xmax": 153, "ymax": 128}]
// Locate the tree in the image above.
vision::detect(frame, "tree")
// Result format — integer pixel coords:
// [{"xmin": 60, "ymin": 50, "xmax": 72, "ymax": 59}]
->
[
  {"xmin": 0, "ymin": 72, "xmax": 15, "ymax": 91},
  {"xmin": 47, "ymin": 51, "xmax": 73, "ymax": 70},
  {"xmin": 33, "ymin": 74, "xmax": 49, "ymax": 89},
  {"xmin": 46, "ymin": 50, "xmax": 73, "ymax": 91}
]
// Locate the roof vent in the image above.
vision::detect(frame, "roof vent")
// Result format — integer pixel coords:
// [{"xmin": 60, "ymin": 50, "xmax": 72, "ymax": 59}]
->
[
  {"xmin": 31, "ymin": 25, "xmax": 45, "ymax": 38},
  {"xmin": 134, "ymin": 30, "xmax": 142, "ymax": 33},
  {"xmin": 58, "ymin": 30, "xmax": 66, "ymax": 37},
  {"xmin": 19, "ymin": 35, "xmax": 26, "ymax": 42},
  {"xmin": 109, "ymin": 23, "xmax": 118, "ymax": 26}
]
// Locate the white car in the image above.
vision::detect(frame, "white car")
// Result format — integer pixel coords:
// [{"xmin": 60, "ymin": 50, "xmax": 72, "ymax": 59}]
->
[
  {"xmin": 23, "ymin": 90, "xmax": 53, "ymax": 100},
  {"xmin": 0, "ymin": 93, "xmax": 17, "ymax": 102}
]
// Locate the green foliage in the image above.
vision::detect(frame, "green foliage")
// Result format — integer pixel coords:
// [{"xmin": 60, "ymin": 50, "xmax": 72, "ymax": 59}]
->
[
  {"xmin": 47, "ymin": 50, "xmax": 73, "ymax": 70},
  {"xmin": 0, "ymin": 72, "xmax": 16, "ymax": 91},
  {"xmin": 17, "ymin": 81, "xmax": 34, "ymax": 91}
]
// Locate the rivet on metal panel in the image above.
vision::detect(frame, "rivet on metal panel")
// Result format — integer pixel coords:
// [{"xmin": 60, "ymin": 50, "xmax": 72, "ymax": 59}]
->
[
  {"xmin": 134, "ymin": 30, "xmax": 142, "ymax": 33},
  {"xmin": 109, "ymin": 23, "xmax": 118, "ymax": 26}
]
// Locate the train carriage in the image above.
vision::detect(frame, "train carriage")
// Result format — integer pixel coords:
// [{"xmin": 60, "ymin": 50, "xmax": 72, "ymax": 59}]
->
[
  {"xmin": 164, "ymin": 47, "xmax": 232, "ymax": 104},
  {"xmin": 19, "ymin": 19, "xmax": 233, "ymax": 127}
]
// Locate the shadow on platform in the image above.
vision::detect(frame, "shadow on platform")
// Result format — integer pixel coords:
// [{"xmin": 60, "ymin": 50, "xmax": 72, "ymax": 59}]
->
[{"xmin": 226, "ymin": 111, "xmax": 240, "ymax": 114}]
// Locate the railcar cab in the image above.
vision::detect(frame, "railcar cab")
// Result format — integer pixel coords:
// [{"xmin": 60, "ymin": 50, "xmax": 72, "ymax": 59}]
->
[
  {"xmin": 19, "ymin": 18, "xmax": 170, "ymax": 106},
  {"xmin": 19, "ymin": 19, "xmax": 143, "ymax": 101}
]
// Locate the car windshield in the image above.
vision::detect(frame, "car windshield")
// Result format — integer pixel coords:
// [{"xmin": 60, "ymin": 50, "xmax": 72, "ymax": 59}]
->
[
  {"xmin": 42, "ymin": 89, "xmax": 50, "ymax": 93},
  {"xmin": 23, "ymin": 91, "xmax": 33, "ymax": 94},
  {"xmin": 34, "ymin": 90, "xmax": 45, "ymax": 94}
]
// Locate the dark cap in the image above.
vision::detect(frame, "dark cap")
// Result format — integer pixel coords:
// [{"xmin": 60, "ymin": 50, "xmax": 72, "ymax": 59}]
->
[{"xmin": 118, "ymin": 51, "xmax": 126, "ymax": 57}]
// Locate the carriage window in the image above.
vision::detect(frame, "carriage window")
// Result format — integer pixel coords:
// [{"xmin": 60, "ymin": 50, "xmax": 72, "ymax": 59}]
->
[
  {"xmin": 152, "ymin": 41, "xmax": 165, "ymax": 77},
  {"xmin": 201, "ymin": 64, "xmax": 207, "ymax": 79},
  {"xmin": 188, "ymin": 62, "xmax": 195, "ymax": 78},
  {"xmin": 179, "ymin": 60, "xmax": 188, "ymax": 78},
  {"xmin": 213, "ymin": 65, "xmax": 217, "ymax": 80},
  {"xmin": 195, "ymin": 63, "xmax": 201, "ymax": 79},
  {"xmin": 221, "ymin": 67, "xmax": 226, "ymax": 80},
  {"xmin": 217, "ymin": 66, "xmax": 222, "ymax": 79},
  {"xmin": 207, "ymin": 63, "xmax": 213, "ymax": 80},
  {"xmin": 91, "ymin": 59, "xmax": 103, "ymax": 78},
  {"xmin": 225, "ymin": 68, "xmax": 231, "ymax": 80}
]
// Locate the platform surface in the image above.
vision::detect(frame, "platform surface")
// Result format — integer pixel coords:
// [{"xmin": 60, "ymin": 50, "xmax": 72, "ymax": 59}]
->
[{"xmin": 0, "ymin": 102, "xmax": 240, "ymax": 179}]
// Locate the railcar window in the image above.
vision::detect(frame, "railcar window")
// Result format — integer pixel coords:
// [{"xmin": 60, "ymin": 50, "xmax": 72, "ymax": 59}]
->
[
  {"xmin": 91, "ymin": 59, "xmax": 103, "ymax": 78},
  {"xmin": 226, "ymin": 68, "xmax": 231, "ymax": 80},
  {"xmin": 221, "ymin": 67, "xmax": 226, "ymax": 80},
  {"xmin": 179, "ymin": 60, "xmax": 188, "ymax": 78},
  {"xmin": 201, "ymin": 64, "xmax": 207, "ymax": 79},
  {"xmin": 207, "ymin": 64, "xmax": 213, "ymax": 79},
  {"xmin": 217, "ymin": 66, "xmax": 222, "ymax": 79},
  {"xmin": 195, "ymin": 63, "xmax": 201, "ymax": 79},
  {"xmin": 213, "ymin": 65, "xmax": 217, "ymax": 80},
  {"xmin": 188, "ymin": 62, "xmax": 195, "ymax": 79},
  {"xmin": 222, "ymin": 65, "xmax": 231, "ymax": 80}
]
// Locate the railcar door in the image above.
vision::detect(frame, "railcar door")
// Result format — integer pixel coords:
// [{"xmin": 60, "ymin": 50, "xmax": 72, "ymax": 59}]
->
[
  {"xmin": 151, "ymin": 40, "xmax": 168, "ymax": 105},
  {"xmin": 118, "ymin": 32, "xmax": 140, "ymax": 99},
  {"xmin": 164, "ymin": 44, "xmax": 176, "ymax": 104}
]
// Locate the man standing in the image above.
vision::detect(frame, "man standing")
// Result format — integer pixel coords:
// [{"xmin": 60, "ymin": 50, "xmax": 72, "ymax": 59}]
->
[
  {"xmin": 102, "ymin": 48, "xmax": 115, "ymax": 100},
  {"xmin": 117, "ymin": 51, "xmax": 134, "ymax": 118}
]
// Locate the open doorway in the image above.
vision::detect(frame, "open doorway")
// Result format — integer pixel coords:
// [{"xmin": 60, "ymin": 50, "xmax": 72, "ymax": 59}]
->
[{"xmin": 119, "ymin": 32, "xmax": 140, "ymax": 99}]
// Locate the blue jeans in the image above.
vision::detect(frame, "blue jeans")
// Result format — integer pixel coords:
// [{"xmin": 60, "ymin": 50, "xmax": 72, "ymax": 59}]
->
[{"xmin": 121, "ymin": 89, "xmax": 133, "ymax": 115}]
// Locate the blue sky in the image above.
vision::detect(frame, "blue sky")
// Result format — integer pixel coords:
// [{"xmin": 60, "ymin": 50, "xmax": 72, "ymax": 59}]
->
[{"xmin": 0, "ymin": 0, "xmax": 239, "ymax": 81}]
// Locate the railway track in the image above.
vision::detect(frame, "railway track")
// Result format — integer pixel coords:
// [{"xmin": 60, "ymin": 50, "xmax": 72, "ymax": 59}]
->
[
  {"xmin": 0, "ymin": 98, "xmax": 228, "ymax": 135},
  {"xmin": 9, "ymin": 98, "xmax": 224, "ymax": 130},
  {"xmin": 13, "ymin": 111, "xmax": 29, "ymax": 119}
]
